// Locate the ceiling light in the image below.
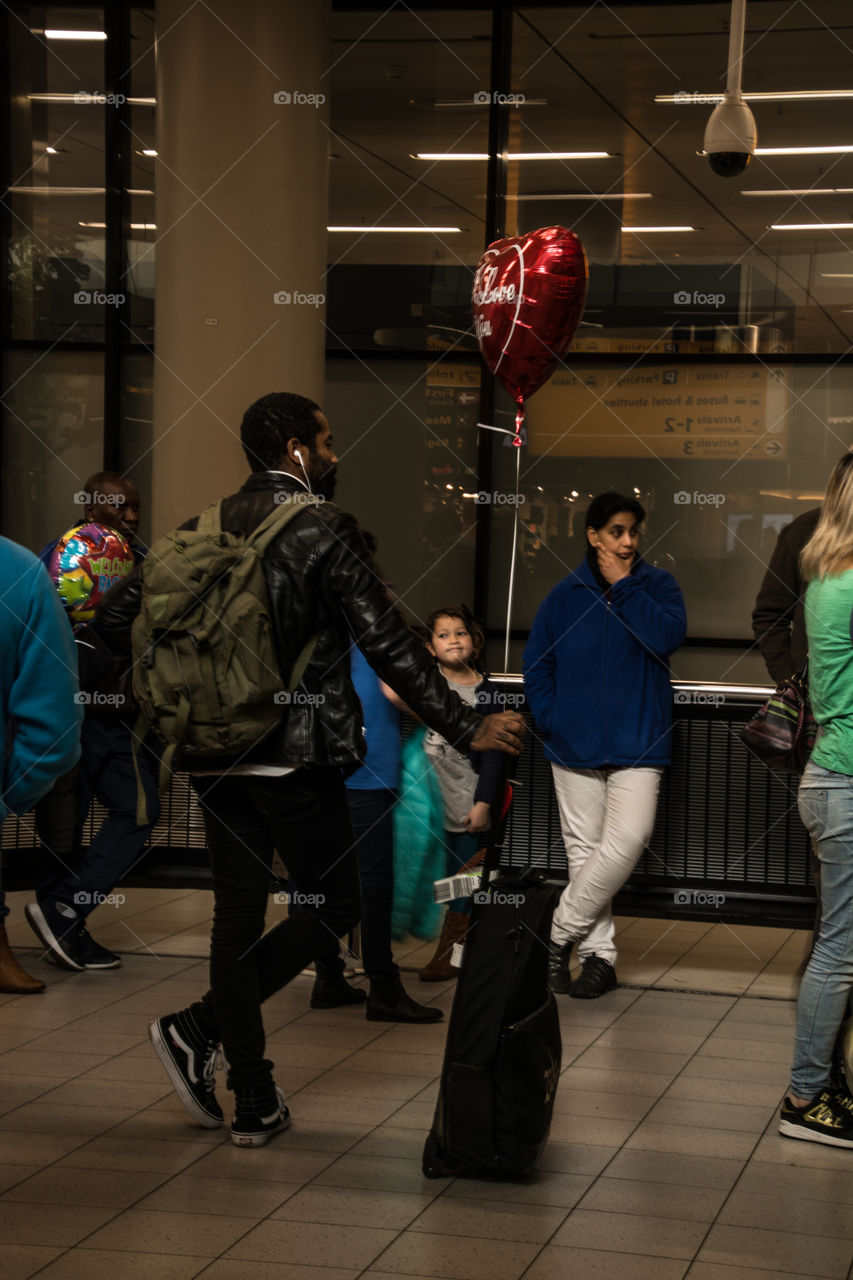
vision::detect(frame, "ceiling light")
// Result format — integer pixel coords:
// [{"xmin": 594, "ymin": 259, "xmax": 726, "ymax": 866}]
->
[
  {"xmin": 46, "ymin": 145, "xmax": 58, "ymax": 154},
  {"xmin": 78, "ymin": 221, "xmax": 157, "ymax": 230},
  {"xmin": 821, "ymin": 273, "xmax": 853, "ymax": 277},
  {"xmin": 771, "ymin": 222, "xmax": 853, "ymax": 229},
  {"xmin": 657, "ymin": 89, "xmax": 853, "ymax": 103},
  {"xmin": 511, "ymin": 192, "xmax": 652, "ymax": 201},
  {"xmin": 413, "ymin": 151, "xmax": 611, "ymax": 161},
  {"xmin": 28, "ymin": 93, "xmax": 156, "ymax": 105},
  {"xmin": 433, "ymin": 98, "xmax": 548, "ymax": 108},
  {"xmin": 43, "ymin": 29, "xmax": 107, "ymax": 40},
  {"xmin": 413, "ymin": 153, "xmax": 489, "ymax": 161},
  {"xmin": 509, "ymin": 152, "xmax": 610, "ymax": 160},
  {"xmin": 138, "ymin": 149, "xmax": 158, "ymax": 157},
  {"xmin": 756, "ymin": 145, "xmax": 853, "ymax": 156},
  {"xmin": 621, "ymin": 225, "xmax": 694, "ymax": 233},
  {"xmin": 328, "ymin": 225, "xmax": 461, "ymax": 233},
  {"xmin": 11, "ymin": 186, "xmax": 106, "ymax": 194},
  {"xmin": 743, "ymin": 188, "xmax": 853, "ymax": 196}
]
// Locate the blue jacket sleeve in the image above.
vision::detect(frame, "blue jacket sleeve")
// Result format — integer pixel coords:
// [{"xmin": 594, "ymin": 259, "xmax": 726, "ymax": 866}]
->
[
  {"xmin": 522, "ymin": 595, "xmax": 557, "ymax": 735},
  {"xmin": 2, "ymin": 562, "xmax": 83, "ymax": 817},
  {"xmin": 470, "ymin": 677, "xmax": 504, "ymax": 808},
  {"xmin": 609, "ymin": 570, "xmax": 686, "ymax": 657}
]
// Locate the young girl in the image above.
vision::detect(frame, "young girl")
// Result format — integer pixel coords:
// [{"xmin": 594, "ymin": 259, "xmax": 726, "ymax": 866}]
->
[{"xmin": 419, "ymin": 606, "xmax": 504, "ymax": 981}]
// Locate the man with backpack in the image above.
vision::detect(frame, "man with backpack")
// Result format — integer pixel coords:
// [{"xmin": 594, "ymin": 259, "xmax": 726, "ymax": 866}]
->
[{"xmin": 92, "ymin": 391, "xmax": 525, "ymax": 1148}]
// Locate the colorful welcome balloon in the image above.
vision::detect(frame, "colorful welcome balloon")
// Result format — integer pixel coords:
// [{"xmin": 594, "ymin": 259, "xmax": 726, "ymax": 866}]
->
[
  {"xmin": 49, "ymin": 523, "xmax": 135, "ymax": 621},
  {"xmin": 472, "ymin": 225, "xmax": 588, "ymax": 408}
]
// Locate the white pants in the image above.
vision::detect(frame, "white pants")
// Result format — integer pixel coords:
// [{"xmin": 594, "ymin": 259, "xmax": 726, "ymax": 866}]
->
[{"xmin": 550, "ymin": 764, "xmax": 663, "ymax": 964}]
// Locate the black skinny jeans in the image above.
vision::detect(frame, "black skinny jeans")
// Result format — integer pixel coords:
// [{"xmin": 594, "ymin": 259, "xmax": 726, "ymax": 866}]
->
[{"xmin": 192, "ymin": 767, "xmax": 361, "ymax": 1090}]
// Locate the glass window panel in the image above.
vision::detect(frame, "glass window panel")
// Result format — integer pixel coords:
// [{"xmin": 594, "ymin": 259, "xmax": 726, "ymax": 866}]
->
[
  {"xmin": 1, "ymin": 349, "xmax": 105, "ymax": 554},
  {"xmin": 326, "ymin": 357, "xmax": 480, "ymax": 629},
  {"xmin": 7, "ymin": 8, "xmax": 107, "ymax": 342},
  {"xmin": 510, "ymin": 3, "xmax": 853, "ymax": 355}
]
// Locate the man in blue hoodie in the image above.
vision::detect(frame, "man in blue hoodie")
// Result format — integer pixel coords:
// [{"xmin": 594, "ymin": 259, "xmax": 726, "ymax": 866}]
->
[
  {"xmin": 0, "ymin": 536, "xmax": 83, "ymax": 992},
  {"xmin": 524, "ymin": 492, "xmax": 686, "ymax": 998}
]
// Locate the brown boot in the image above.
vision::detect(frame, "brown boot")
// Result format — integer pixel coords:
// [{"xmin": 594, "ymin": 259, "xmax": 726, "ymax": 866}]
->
[
  {"xmin": 0, "ymin": 923, "xmax": 45, "ymax": 994},
  {"xmin": 419, "ymin": 910, "xmax": 470, "ymax": 982}
]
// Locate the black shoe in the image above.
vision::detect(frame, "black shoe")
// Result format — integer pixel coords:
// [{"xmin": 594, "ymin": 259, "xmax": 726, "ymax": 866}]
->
[
  {"xmin": 231, "ymin": 1085, "xmax": 290, "ymax": 1147},
  {"xmin": 76, "ymin": 926, "xmax": 121, "ymax": 970},
  {"xmin": 548, "ymin": 940, "xmax": 574, "ymax": 994},
  {"xmin": 24, "ymin": 898, "xmax": 85, "ymax": 971},
  {"xmin": 310, "ymin": 975, "xmax": 368, "ymax": 1009},
  {"xmin": 570, "ymin": 954, "xmax": 617, "ymax": 999},
  {"xmin": 366, "ymin": 977, "xmax": 443, "ymax": 1023},
  {"xmin": 149, "ymin": 1011, "xmax": 223, "ymax": 1128},
  {"xmin": 779, "ymin": 1090, "xmax": 853, "ymax": 1148}
]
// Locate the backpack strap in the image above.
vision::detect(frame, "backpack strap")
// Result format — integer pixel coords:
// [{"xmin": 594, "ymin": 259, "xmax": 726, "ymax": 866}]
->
[{"xmin": 196, "ymin": 500, "xmax": 223, "ymax": 536}]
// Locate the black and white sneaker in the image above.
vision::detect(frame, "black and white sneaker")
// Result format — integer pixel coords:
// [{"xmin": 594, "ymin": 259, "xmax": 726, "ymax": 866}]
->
[
  {"xmin": 779, "ymin": 1090, "xmax": 853, "ymax": 1148},
  {"xmin": 24, "ymin": 898, "xmax": 85, "ymax": 971},
  {"xmin": 149, "ymin": 1011, "xmax": 223, "ymax": 1128},
  {"xmin": 231, "ymin": 1085, "xmax": 291, "ymax": 1147},
  {"xmin": 76, "ymin": 927, "xmax": 122, "ymax": 970}
]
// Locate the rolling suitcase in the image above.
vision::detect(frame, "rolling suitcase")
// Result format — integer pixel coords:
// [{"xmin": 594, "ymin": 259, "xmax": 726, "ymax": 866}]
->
[{"xmin": 422, "ymin": 779, "xmax": 562, "ymax": 1179}]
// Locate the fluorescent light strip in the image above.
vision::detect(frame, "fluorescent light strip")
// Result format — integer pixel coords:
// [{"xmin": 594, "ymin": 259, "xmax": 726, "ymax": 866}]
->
[
  {"xmin": 414, "ymin": 153, "xmax": 488, "ymax": 161},
  {"xmin": 434, "ymin": 98, "xmax": 548, "ymax": 108},
  {"xmin": 10, "ymin": 186, "xmax": 153, "ymax": 196},
  {"xmin": 772, "ymin": 222, "xmax": 853, "ymax": 230},
  {"xmin": 28, "ymin": 93, "xmax": 156, "ymax": 105},
  {"xmin": 511, "ymin": 192, "xmax": 652, "ymax": 201},
  {"xmin": 743, "ymin": 188, "xmax": 853, "ymax": 196},
  {"xmin": 821, "ymin": 273, "xmax": 853, "ymax": 277},
  {"xmin": 621, "ymin": 225, "xmax": 694, "ymax": 233},
  {"xmin": 44, "ymin": 29, "xmax": 107, "ymax": 40},
  {"xmin": 756, "ymin": 145, "xmax": 853, "ymax": 156},
  {"xmin": 79, "ymin": 222, "xmax": 156, "ymax": 230},
  {"xmin": 413, "ymin": 151, "xmax": 611, "ymax": 161},
  {"xmin": 11, "ymin": 186, "xmax": 106, "ymax": 194},
  {"xmin": 510, "ymin": 152, "xmax": 610, "ymax": 160},
  {"xmin": 328, "ymin": 225, "xmax": 461, "ymax": 233},
  {"xmin": 657, "ymin": 89, "xmax": 853, "ymax": 103}
]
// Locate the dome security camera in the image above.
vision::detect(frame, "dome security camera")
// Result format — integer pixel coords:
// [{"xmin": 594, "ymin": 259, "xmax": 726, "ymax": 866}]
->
[{"xmin": 703, "ymin": 93, "xmax": 757, "ymax": 177}]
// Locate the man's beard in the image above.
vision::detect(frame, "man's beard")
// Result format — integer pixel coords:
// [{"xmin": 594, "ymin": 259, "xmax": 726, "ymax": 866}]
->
[{"xmin": 314, "ymin": 466, "xmax": 337, "ymax": 500}]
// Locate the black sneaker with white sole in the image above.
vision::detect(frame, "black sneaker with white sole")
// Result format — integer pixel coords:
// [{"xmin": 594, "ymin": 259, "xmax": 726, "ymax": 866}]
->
[
  {"xmin": 24, "ymin": 898, "xmax": 85, "ymax": 971},
  {"xmin": 779, "ymin": 1090, "xmax": 853, "ymax": 1148},
  {"xmin": 149, "ymin": 1011, "xmax": 223, "ymax": 1128},
  {"xmin": 231, "ymin": 1085, "xmax": 291, "ymax": 1147},
  {"xmin": 76, "ymin": 927, "xmax": 122, "ymax": 970}
]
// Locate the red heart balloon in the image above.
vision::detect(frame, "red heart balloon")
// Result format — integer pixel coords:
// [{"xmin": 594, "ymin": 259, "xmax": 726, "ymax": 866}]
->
[{"xmin": 472, "ymin": 225, "xmax": 588, "ymax": 405}]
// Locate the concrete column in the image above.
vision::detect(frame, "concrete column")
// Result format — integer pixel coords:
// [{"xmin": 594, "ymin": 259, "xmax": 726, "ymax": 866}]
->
[{"xmin": 152, "ymin": 0, "xmax": 330, "ymax": 533}]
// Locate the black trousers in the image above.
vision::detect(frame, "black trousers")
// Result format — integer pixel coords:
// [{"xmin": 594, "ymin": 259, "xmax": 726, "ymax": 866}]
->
[
  {"xmin": 192, "ymin": 767, "xmax": 360, "ymax": 1090},
  {"xmin": 312, "ymin": 787, "xmax": 398, "ymax": 982}
]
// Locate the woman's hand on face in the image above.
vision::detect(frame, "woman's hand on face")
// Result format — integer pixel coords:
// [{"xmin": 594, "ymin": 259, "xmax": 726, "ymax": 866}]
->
[{"xmin": 597, "ymin": 546, "xmax": 632, "ymax": 585}]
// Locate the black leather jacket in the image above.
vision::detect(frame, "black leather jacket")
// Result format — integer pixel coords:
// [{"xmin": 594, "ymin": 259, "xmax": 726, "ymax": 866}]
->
[{"xmin": 94, "ymin": 472, "xmax": 482, "ymax": 768}]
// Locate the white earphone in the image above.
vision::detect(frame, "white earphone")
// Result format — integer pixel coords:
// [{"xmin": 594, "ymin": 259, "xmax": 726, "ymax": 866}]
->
[{"xmin": 294, "ymin": 448, "xmax": 312, "ymax": 493}]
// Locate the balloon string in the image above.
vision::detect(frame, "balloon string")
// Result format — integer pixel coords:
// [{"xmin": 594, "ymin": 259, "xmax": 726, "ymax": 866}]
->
[
  {"xmin": 477, "ymin": 421, "xmax": 516, "ymax": 436},
  {"xmin": 504, "ymin": 408, "xmax": 524, "ymax": 673}
]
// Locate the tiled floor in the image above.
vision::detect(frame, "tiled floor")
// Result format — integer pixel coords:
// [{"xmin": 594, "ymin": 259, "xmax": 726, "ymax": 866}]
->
[{"xmin": 2, "ymin": 887, "xmax": 852, "ymax": 1280}]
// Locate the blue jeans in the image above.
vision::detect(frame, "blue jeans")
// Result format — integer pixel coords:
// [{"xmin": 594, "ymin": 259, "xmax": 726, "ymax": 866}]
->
[
  {"xmin": 445, "ymin": 828, "xmax": 480, "ymax": 914},
  {"xmin": 41, "ymin": 719, "xmax": 160, "ymax": 919},
  {"xmin": 791, "ymin": 761, "xmax": 853, "ymax": 1097}
]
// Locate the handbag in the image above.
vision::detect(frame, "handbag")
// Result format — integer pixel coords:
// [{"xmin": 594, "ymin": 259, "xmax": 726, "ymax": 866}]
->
[{"xmin": 740, "ymin": 667, "xmax": 816, "ymax": 773}]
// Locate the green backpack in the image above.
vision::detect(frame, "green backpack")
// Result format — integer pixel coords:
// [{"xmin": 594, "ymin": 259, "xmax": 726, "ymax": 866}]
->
[{"xmin": 131, "ymin": 495, "xmax": 320, "ymax": 800}]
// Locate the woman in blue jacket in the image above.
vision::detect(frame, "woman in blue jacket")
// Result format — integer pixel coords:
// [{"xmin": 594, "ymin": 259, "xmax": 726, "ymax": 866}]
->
[{"xmin": 523, "ymin": 492, "xmax": 686, "ymax": 998}]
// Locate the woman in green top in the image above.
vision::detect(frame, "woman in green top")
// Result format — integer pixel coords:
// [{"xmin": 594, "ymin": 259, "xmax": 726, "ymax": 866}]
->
[{"xmin": 779, "ymin": 451, "xmax": 853, "ymax": 1149}]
